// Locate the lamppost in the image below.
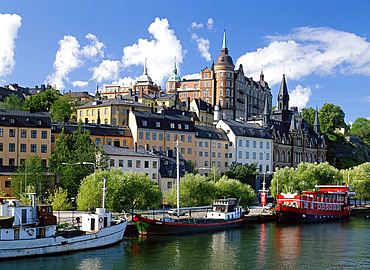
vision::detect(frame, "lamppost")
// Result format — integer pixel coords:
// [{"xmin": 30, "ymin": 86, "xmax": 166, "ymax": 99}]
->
[
  {"xmin": 197, "ymin": 167, "xmax": 216, "ymax": 184},
  {"xmin": 71, "ymin": 197, "xmax": 75, "ymax": 227}
]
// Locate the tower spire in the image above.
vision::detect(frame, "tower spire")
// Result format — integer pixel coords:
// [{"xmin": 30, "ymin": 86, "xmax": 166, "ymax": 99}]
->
[
  {"xmin": 143, "ymin": 58, "xmax": 148, "ymax": 75},
  {"xmin": 314, "ymin": 107, "xmax": 320, "ymax": 135},
  {"xmin": 278, "ymin": 74, "xmax": 289, "ymax": 111},
  {"xmin": 222, "ymin": 29, "xmax": 227, "ymax": 49}
]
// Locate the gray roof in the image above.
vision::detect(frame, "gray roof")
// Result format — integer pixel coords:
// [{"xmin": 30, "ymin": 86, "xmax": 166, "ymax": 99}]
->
[
  {"xmin": 195, "ymin": 125, "xmax": 228, "ymax": 140},
  {"xmin": 103, "ymin": 145, "xmax": 158, "ymax": 158},
  {"xmin": 0, "ymin": 109, "xmax": 51, "ymax": 128},
  {"xmin": 222, "ymin": 119, "xmax": 273, "ymax": 139},
  {"xmin": 77, "ymin": 96, "xmax": 149, "ymax": 109},
  {"xmin": 64, "ymin": 91, "xmax": 92, "ymax": 99}
]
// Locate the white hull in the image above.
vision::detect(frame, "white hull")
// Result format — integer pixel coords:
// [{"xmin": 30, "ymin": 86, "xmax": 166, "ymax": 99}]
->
[{"xmin": 0, "ymin": 221, "xmax": 127, "ymax": 259}]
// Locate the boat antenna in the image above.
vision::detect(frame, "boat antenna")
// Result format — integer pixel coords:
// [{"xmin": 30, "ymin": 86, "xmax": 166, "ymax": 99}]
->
[
  {"xmin": 176, "ymin": 137, "xmax": 180, "ymax": 219},
  {"xmin": 102, "ymin": 177, "xmax": 107, "ymax": 209}
]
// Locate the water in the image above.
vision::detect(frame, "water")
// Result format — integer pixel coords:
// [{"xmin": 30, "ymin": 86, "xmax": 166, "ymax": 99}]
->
[{"xmin": 2, "ymin": 217, "xmax": 369, "ymax": 270}]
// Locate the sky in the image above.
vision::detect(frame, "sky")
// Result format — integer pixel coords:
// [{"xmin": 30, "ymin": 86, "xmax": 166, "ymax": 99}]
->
[{"xmin": 1, "ymin": 0, "xmax": 370, "ymax": 123}]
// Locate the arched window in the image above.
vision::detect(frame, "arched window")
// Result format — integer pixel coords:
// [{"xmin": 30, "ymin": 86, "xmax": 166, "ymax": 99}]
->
[
  {"xmin": 220, "ymin": 89, "xmax": 223, "ymax": 96},
  {"xmin": 314, "ymin": 154, "xmax": 317, "ymax": 163},
  {"xmin": 226, "ymin": 89, "xmax": 229, "ymax": 96},
  {"xmin": 309, "ymin": 154, "xmax": 312, "ymax": 163},
  {"xmin": 226, "ymin": 99, "xmax": 229, "ymax": 108},
  {"xmin": 266, "ymin": 164, "xmax": 270, "ymax": 173},
  {"xmin": 276, "ymin": 150, "xmax": 279, "ymax": 162},
  {"xmin": 219, "ymin": 99, "xmax": 223, "ymax": 106},
  {"xmin": 305, "ymin": 153, "xmax": 308, "ymax": 162},
  {"xmin": 287, "ymin": 151, "xmax": 290, "ymax": 163},
  {"xmin": 282, "ymin": 151, "xmax": 285, "ymax": 163},
  {"xmin": 259, "ymin": 164, "xmax": 263, "ymax": 172}
]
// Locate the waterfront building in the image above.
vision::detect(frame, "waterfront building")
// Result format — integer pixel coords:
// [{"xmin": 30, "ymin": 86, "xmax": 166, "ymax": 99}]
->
[
  {"xmin": 194, "ymin": 125, "xmax": 229, "ymax": 173},
  {"xmin": 128, "ymin": 108, "xmax": 196, "ymax": 163},
  {"xmin": 166, "ymin": 30, "xmax": 272, "ymax": 121}
]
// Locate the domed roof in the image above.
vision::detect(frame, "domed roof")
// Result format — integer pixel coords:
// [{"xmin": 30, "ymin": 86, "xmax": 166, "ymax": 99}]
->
[
  {"xmin": 167, "ymin": 61, "xmax": 181, "ymax": 82},
  {"xmin": 215, "ymin": 30, "xmax": 234, "ymax": 67},
  {"xmin": 136, "ymin": 59, "xmax": 154, "ymax": 85}
]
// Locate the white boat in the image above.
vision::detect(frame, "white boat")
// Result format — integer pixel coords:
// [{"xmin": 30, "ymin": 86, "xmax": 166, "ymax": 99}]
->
[{"xmin": 0, "ymin": 192, "xmax": 127, "ymax": 259}]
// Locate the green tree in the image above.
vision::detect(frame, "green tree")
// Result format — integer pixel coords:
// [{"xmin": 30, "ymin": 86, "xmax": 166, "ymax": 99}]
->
[
  {"xmin": 301, "ymin": 107, "xmax": 316, "ymax": 129},
  {"xmin": 77, "ymin": 170, "xmax": 162, "ymax": 217},
  {"xmin": 50, "ymin": 95, "xmax": 74, "ymax": 121},
  {"xmin": 215, "ymin": 175, "xmax": 256, "ymax": 207},
  {"xmin": 225, "ymin": 161, "xmax": 258, "ymax": 186},
  {"xmin": 350, "ymin": 162, "xmax": 370, "ymax": 202},
  {"xmin": 49, "ymin": 122, "xmax": 107, "ymax": 197},
  {"xmin": 206, "ymin": 165, "xmax": 222, "ymax": 183},
  {"xmin": 0, "ymin": 93, "xmax": 25, "ymax": 110},
  {"xmin": 23, "ymin": 89, "xmax": 60, "ymax": 112},
  {"xmin": 319, "ymin": 103, "xmax": 345, "ymax": 133},
  {"xmin": 12, "ymin": 155, "xmax": 48, "ymax": 203},
  {"xmin": 49, "ymin": 187, "xmax": 70, "ymax": 224},
  {"xmin": 350, "ymin": 117, "xmax": 370, "ymax": 143},
  {"xmin": 165, "ymin": 173, "xmax": 216, "ymax": 207}
]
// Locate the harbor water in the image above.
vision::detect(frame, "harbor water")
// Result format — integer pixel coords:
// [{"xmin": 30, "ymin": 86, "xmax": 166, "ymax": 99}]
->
[{"xmin": 1, "ymin": 217, "xmax": 369, "ymax": 269}]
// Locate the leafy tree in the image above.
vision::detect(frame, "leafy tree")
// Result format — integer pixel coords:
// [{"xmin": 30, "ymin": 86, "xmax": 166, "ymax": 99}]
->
[
  {"xmin": 49, "ymin": 187, "xmax": 70, "ymax": 224},
  {"xmin": 350, "ymin": 117, "xmax": 370, "ymax": 143},
  {"xmin": 215, "ymin": 175, "xmax": 256, "ymax": 207},
  {"xmin": 187, "ymin": 160, "xmax": 197, "ymax": 174},
  {"xmin": 49, "ymin": 122, "xmax": 107, "ymax": 197},
  {"xmin": 207, "ymin": 165, "xmax": 222, "ymax": 183},
  {"xmin": 224, "ymin": 161, "xmax": 258, "ymax": 186},
  {"xmin": 319, "ymin": 103, "xmax": 345, "ymax": 133},
  {"xmin": 12, "ymin": 155, "xmax": 48, "ymax": 203},
  {"xmin": 301, "ymin": 107, "xmax": 316, "ymax": 128},
  {"xmin": 349, "ymin": 162, "xmax": 370, "ymax": 202},
  {"xmin": 0, "ymin": 93, "xmax": 25, "ymax": 110},
  {"xmin": 50, "ymin": 95, "xmax": 74, "ymax": 121},
  {"xmin": 23, "ymin": 89, "xmax": 60, "ymax": 112},
  {"xmin": 77, "ymin": 170, "xmax": 162, "ymax": 217},
  {"xmin": 165, "ymin": 173, "xmax": 216, "ymax": 207}
]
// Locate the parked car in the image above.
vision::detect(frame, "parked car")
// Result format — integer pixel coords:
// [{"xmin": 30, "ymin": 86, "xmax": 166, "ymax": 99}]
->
[{"xmin": 168, "ymin": 209, "xmax": 188, "ymax": 216}]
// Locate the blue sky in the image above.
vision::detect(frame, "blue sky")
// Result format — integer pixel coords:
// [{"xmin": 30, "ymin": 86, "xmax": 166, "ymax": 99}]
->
[{"xmin": 1, "ymin": 0, "xmax": 370, "ymax": 123}]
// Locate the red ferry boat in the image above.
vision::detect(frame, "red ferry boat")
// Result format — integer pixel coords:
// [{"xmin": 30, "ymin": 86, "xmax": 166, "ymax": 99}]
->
[{"xmin": 275, "ymin": 185, "xmax": 355, "ymax": 223}]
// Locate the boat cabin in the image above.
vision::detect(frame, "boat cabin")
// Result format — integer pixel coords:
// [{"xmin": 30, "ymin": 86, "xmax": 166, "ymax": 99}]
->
[
  {"xmin": 81, "ymin": 208, "xmax": 113, "ymax": 232},
  {"xmin": 206, "ymin": 198, "xmax": 243, "ymax": 220}
]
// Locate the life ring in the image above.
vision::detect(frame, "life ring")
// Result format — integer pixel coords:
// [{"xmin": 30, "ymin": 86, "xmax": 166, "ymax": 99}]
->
[
  {"xmin": 27, "ymin": 229, "xmax": 34, "ymax": 236},
  {"xmin": 34, "ymin": 219, "xmax": 40, "ymax": 226},
  {"xmin": 99, "ymin": 217, "xmax": 103, "ymax": 223}
]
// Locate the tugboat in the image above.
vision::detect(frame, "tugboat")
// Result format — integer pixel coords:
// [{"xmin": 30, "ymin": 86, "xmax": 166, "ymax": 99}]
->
[
  {"xmin": 275, "ymin": 185, "xmax": 355, "ymax": 224},
  {"xmin": 134, "ymin": 198, "xmax": 245, "ymax": 235},
  {"xmin": 0, "ymin": 181, "xmax": 127, "ymax": 259}
]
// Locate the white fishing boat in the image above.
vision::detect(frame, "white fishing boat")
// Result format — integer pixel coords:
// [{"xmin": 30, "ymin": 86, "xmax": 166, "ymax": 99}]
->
[{"xmin": 0, "ymin": 181, "xmax": 127, "ymax": 259}]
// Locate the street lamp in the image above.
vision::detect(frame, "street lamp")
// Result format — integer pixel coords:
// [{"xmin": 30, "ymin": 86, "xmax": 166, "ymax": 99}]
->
[{"xmin": 197, "ymin": 167, "xmax": 216, "ymax": 184}]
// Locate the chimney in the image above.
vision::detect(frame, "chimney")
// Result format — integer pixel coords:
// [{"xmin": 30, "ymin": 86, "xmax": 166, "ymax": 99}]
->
[{"xmin": 134, "ymin": 142, "xmax": 137, "ymax": 152}]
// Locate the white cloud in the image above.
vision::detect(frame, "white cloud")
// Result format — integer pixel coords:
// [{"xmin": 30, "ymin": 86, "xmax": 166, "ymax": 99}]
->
[
  {"xmin": 121, "ymin": 17, "xmax": 184, "ymax": 86},
  {"xmin": 0, "ymin": 13, "xmax": 22, "ymax": 78},
  {"xmin": 363, "ymin": 96, "xmax": 370, "ymax": 103},
  {"xmin": 191, "ymin": 33, "xmax": 211, "ymax": 61},
  {"xmin": 289, "ymin": 85, "xmax": 312, "ymax": 110},
  {"xmin": 112, "ymin": 77, "xmax": 135, "ymax": 86},
  {"xmin": 191, "ymin": 22, "xmax": 203, "ymax": 29},
  {"xmin": 182, "ymin": 73, "xmax": 200, "ymax": 80},
  {"xmin": 72, "ymin": 80, "xmax": 89, "ymax": 88},
  {"xmin": 91, "ymin": 60, "xmax": 121, "ymax": 83},
  {"xmin": 207, "ymin": 18, "xmax": 214, "ymax": 31},
  {"xmin": 236, "ymin": 27, "xmax": 370, "ymax": 87},
  {"xmin": 47, "ymin": 34, "xmax": 105, "ymax": 89}
]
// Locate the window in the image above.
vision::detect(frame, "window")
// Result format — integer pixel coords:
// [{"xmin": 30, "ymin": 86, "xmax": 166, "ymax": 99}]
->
[
  {"xmin": 181, "ymin": 135, "xmax": 185, "ymax": 142},
  {"xmin": 146, "ymin": 132, "xmax": 150, "ymax": 140},
  {"xmin": 246, "ymin": 151, "xmax": 250, "ymax": 159},
  {"xmin": 218, "ymin": 143, "xmax": 221, "ymax": 148},
  {"xmin": 266, "ymin": 142, "xmax": 270, "ymax": 149},
  {"xmin": 9, "ymin": 143, "xmax": 15, "ymax": 152},
  {"xmin": 113, "ymin": 119, "xmax": 117, "ymax": 125},
  {"xmin": 110, "ymin": 159, "xmax": 115, "ymax": 167},
  {"xmin": 21, "ymin": 130, "xmax": 27, "ymax": 138},
  {"xmin": 119, "ymin": 160, "xmax": 124, "ymax": 167},
  {"xmin": 266, "ymin": 153, "xmax": 270, "ymax": 160},
  {"xmin": 253, "ymin": 152, "xmax": 256, "ymax": 159},
  {"xmin": 181, "ymin": 148, "xmax": 185, "ymax": 154},
  {"xmin": 159, "ymin": 133, "xmax": 163, "ymax": 141},
  {"xmin": 96, "ymin": 138, "xmax": 101, "ymax": 145},
  {"xmin": 238, "ymin": 151, "xmax": 242, "ymax": 158},
  {"xmin": 136, "ymin": 160, "xmax": 141, "ymax": 168},
  {"xmin": 104, "ymin": 119, "xmax": 108, "ymax": 124},
  {"xmin": 178, "ymin": 124, "xmax": 182, "ymax": 129},
  {"xmin": 253, "ymin": 141, "xmax": 256, "ymax": 148},
  {"xmin": 259, "ymin": 153, "xmax": 263, "ymax": 160},
  {"xmin": 170, "ymin": 123, "xmax": 175, "ymax": 129},
  {"xmin": 153, "ymin": 161, "xmax": 157, "ymax": 168},
  {"xmin": 239, "ymin": 139, "xmax": 242, "ymax": 147},
  {"xmin": 144, "ymin": 161, "xmax": 149, "ymax": 168},
  {"xmin": 188, "ymin": 136, "xmax": 192, "ymax": 143},
  {"xmin": 225, "ymin": 162, "xmax": 228, "ymax": 167},
  {"xmin": 127, "ymin": 160, "xmax": 132, "ymax": 168},
  {"xmin": 260, "ymin": 141, "xmax": 263, "ymax": 148},
  {"xmin": 199, "ymin": 142, "xmax": 203, "ymax": 147},
  {"xmin": 9, "ymin": 129, "xmax": 15, "ymax": 137},
  {"xmin": 139, "ymin": 132, "xmax": 144, "ymax": 139},
  {"xmin": 185, "ymin": 124, "xmax": 189, "ymax": 130},
  {"xmin": 41, "ymin": 145, "xmax": 47, "ymax": 153},
  {"xmin": 167, "ymin": 182, "xmax": 173, "ymax": 188},
  {"xmin": 80, "ymin": 111, "xmax": 83, "ymax": 117},
  {"xmin": 20, "ymin": 144, "xmax": 26, "ymax": 152},
  {"xmin": 152, "ymin": 173, "xmax": 157, "ymax": 180},
  {"xmin": 259, "ymin": 164, "xmax": 263, "ymax": 172},
  {"xmin": 225, "ymin": 153, "xmax": 228, "ymax": 158},
  {"xmin": 218, "ymin": 152, "xmax": 221, "ymax": 158},
  {"xmin": 166, "ymin": 134, "xmax": 171, "ymax": 141},
  {"xmin": 199, "ymin": 151, "xmax": 203, "ymax": 156},
  {"xmin": 205, "ymin": 152, "xmax": 208, "ymax": 157},
  {"xmin": 31, "ymin": 130, "xmax": 37, "ymax": 138},
  {"xmin": 152, "ymin": 133, "xmax": 157, "ymax": 140},
  {"xmin": 0, "ymin": 143, "xmax": 3, "ymax": 151},
  {"xmin": 143, "ymin": 120, "xmax": 147, "ymax": 126},
  {"xmin": 212, "ymin": 152, "xmax": 216, "ymax": 157},
  {"xmin": 205, "ymin": 142, "xmax": 209, "ymax": 147},
  {"xmin": 9, "ymin": 158, "xmax": 15, "ymax": 166},
  {"xmin": 86, "ymin": 110, "xmax": 90, "ymax": 116},
  {"xmin": 112, "ymin": 108, "xmax": 117, "ymax": 114},
  {"xmin": 188, "ymin": 148, "xmax": 192, "ymax": 154},
  {"xmin": 42, "ymin": 131, "xmax": 47, "ymax": 139},
  {"xmin": 92, "ymin": 109, "xmax": 95, "ymax": 116},
  {"xmin": 229, "ymin": 153, "xmax": 232, "ymax": 158},
  {"xmin": 31, "ymin": 144, "xmax": 36, "ymax": 152},
  {"xmin": 204, "ymin": 161, "xmax": 209, "ymax": 167},
  {"xmin": 155, "ymin": 122, "xmax": 160, "ymax": 128},
  {"xmin": 105, "ymin": 108, "xmax": 108, "ymax": 114}
]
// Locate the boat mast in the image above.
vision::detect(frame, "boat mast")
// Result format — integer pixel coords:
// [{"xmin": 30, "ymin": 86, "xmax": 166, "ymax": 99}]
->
[
  {"xmin": 102, "ymin": 177, "xmax": 107, "ymax": 209},
  {"xmin": 177, "ymin": 138, "xmax": 180, "ymax": 218}
]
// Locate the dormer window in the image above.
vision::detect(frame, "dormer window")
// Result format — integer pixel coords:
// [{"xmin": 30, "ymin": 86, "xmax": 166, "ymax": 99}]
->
[
  {"xmin": 170, "ymin": 123, "xmax": 175, "ymax": 129},
  {"xmin": 37, "ymin": 119, "xmax": 42, "ymax": 125},
  {"xmin": 10, "ymin": 118, "xmax": 15, "ymax": 124},
  {"xmin": 185, "ymin": 124, "xmax": 189, "ymax": 130},
  {"xmin": 178, "ymin": 124, "xmax": 182, "ymax": 129},
  {"xmin": 156, "ymin": 122, "xmax": 160, "ymax": 128},
  {"xmin": 142, "ymin": 120, "xmax": 147, "ymax": 126}
]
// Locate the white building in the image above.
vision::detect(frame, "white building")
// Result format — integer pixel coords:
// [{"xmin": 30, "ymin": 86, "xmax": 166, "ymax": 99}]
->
[{"xmin": 216, "ymin": 119, "xmax": 273, "ymax": 173}]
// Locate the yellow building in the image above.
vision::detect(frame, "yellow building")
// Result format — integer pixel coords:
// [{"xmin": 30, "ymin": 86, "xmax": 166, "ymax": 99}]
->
[{"xmin": 77, "ymin": 96, "xmax": 149, "ymax": 126}]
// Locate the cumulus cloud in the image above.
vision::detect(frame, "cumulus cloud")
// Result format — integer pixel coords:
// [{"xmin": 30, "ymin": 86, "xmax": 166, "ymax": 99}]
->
[
  {"xmin": 207, "ymin": 18, "xmax": 214, "ymax": 31},
  {"xmin": 182, "ymin": 73, "xmax": 200, "ymax": 80},
  {"xmin": 47, "ymin": 34, "xmax": 105, "ymax": 89},
  {"xmin": 289, "ymin": 85, "xmax": 312, "ymax": 110},
  {"xmin": 191, "ymin": 22, "xmax": 203, "ymax": 29},
  {"xmin": 112, "ymin": 77, "xmax": 135, "ymax": 87},
  {"xmin": 236, "ymin": 27, "xmax": 370, "ymax": 87},
  {"xmin": 363, "ymin": 96, "xmax": 370, "ymax": 103},
  {"xmin": 122, "ymin": 17, "xmax": 184, "ymax": 86},
  {"xmin": 191, "ymin": 33, "xmax": 211, "ymax": 61},
  {"xmin": 72, "ymin": 80, "xmax": 89, "ymax": 88},
  {"xmin": 91, "ymin": 60, "xmax": 121, "ymax": 83},
  {"xmin": 0, "ymin": 13, "xmax": 22, "ymax": 78}
]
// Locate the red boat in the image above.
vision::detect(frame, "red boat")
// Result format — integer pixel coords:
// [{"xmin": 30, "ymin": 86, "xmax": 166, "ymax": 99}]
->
[
  {"xmin": 134, "ymin": 198, "xmax": 245, "ymax": 235},
  {"xmin": 275, "ymin": 185, "xmax": 355, "ymax": 223}
]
